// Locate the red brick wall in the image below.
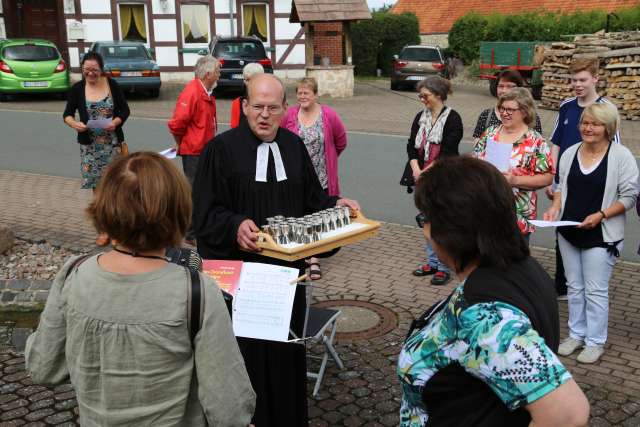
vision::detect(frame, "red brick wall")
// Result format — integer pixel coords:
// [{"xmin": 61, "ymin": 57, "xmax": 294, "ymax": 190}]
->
[
  {"xmin": 312, "ymin": 22, "xmax": 343, "ymax": 66},
  {"xmin": 392, "ymin": 0, "xmax": 640, "ymax": 34}
]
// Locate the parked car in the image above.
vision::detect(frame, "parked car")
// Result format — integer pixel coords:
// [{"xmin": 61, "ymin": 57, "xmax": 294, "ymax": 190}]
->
[
  {"xmin": 390, "ymin": 45, "xmax": 445, "ymax": 91},
  {"xmin": 88, "ymin": 41, "xmax": 161, "ymax": 97},
  {"xmin": 0, "ymin": 39, "xmax": 69, "ymax": 101},
  {"xmin": 200, "ymin": 36, "xmax": 273, "ymax": 92}
]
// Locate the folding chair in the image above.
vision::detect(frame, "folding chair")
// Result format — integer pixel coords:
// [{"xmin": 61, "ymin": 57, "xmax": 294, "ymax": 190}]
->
[{"xmin": 287, "ymin": 281, "xmax": 345, "ymax": 396}]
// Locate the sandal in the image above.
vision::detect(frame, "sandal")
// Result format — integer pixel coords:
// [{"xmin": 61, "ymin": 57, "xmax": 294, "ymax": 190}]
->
[
  {"xmin": 308, "ymin": 262, "xmax": 322, "ymax": 280},
  {"xmin": 413, "ymin": 265, "xmax": 438, "ymax": 277}
]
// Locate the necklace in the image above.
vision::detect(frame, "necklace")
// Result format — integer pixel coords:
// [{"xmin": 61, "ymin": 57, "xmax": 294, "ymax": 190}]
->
[{"xmin": 113, "ymin": 246, "xmax": 168, "ymax": 261}]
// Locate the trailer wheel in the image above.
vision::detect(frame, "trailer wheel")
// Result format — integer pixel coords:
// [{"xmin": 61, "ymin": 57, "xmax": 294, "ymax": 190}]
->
[
  {"xmin": 531, "ymin": 84, "xmax": 542, "ymax": 100},
  {"xmin": 489, "ymin": 78, "xmax": 498, "ymax": 97}
]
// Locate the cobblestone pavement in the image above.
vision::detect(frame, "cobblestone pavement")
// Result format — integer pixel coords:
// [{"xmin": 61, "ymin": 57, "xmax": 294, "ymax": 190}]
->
[
  {"xmin": 3, "ymin": 172, "xmax": 640, "ymax": 425},
  {"xmin": 1, "ymin": 79, "xmax": 639, "ymax": 154}
]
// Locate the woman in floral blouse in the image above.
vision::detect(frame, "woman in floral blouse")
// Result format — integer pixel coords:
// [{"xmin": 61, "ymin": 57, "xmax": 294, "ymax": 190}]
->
[
  {"xmin": 474, "ymin": 88, "xmax": 553, "ymax": 243},
  {"xmin": 398, "ymin": 156, "xmax": 589, "ymax": 427}
]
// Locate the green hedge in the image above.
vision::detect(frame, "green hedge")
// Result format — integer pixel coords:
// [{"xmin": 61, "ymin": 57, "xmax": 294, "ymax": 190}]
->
[
  {"xmin": 352, "ymin": 11, "xmax": 420, "ymax": 76},
  {"xmin": 449, "ymin": 5, "xmax": 640, "ymax": 64}
]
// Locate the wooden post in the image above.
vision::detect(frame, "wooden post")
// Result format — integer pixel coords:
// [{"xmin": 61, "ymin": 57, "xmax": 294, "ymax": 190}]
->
[
  {"xmin": 305, "ymin": 23, "xmax": 315, "ymax": 67},
  {"xmin": 343, "ymin": 21, "xmax": 353, "ymax": 65}
]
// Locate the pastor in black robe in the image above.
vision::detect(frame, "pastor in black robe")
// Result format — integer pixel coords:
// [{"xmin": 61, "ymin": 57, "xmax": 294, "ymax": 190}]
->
[{"xmin": 192, "ymin": 120, "xmax": 338, "ymax": 426}]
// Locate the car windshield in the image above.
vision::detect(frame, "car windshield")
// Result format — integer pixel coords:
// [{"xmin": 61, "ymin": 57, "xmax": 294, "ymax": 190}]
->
[
  {"xmin": 400, "ymin": 48, "xmax": 441, "ymax": 62},
  {"xmin": 3, "ymin": 45, "xmax": 59, "ymax": 61},
  {"xmin": 213, "ymin": 41, "xmax": 265, "ymax": 59},
  {"xmin": 99, "ymin": 45, "xmax": 150, "ymax": 60}
]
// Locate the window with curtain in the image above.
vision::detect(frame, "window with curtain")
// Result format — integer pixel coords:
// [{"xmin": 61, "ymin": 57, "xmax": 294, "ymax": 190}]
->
[
  {"xmin": 242, "ymin": 4, "xmax": 268, "ymax": 42},
  {"xmin": 119, "ymin": 4, "xmax": 147, "ymax": 43},
  {"xmin": 182, "ymin": 4, "xmax": 210, "ymax": 44}
]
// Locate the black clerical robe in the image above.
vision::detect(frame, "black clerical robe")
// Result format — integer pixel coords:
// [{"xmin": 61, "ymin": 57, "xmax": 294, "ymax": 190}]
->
[{"xmin": 192, "ymin": 121, "xmax": 338, "ymax": 426}]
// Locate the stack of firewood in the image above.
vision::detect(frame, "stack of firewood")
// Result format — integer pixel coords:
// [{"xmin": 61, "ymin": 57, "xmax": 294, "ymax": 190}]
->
[
  {"xmin": 539, "ymin": 42, "xmax": 576, "ymax": 107},
  {"xmin": 602, "ymin": 47, "xmax": 640, "ymax": 120},
  {"xmin": 539, "ymin": 31, "xmax": 640, "ymax": 119}
]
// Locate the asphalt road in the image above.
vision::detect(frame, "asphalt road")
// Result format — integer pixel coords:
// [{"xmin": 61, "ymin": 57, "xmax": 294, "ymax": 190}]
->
[{"xmin": 2, "ymin": 109, "xmax": 640, "ymax": 261}]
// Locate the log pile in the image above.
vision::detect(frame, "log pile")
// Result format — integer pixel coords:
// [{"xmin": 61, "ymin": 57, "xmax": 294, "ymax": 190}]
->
[{"xmin": 539, "ymin": 31, "xmax": 640, "ymax": 120}]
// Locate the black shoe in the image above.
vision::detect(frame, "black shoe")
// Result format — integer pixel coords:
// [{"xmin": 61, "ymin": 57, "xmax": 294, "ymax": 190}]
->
[
  {"xmin": 431, "ymin": 271, "xmax": 451, "ymax": 286},
  {"xmin": 413, "ymin": 265, "xmax": 438, "ymax": 277}
]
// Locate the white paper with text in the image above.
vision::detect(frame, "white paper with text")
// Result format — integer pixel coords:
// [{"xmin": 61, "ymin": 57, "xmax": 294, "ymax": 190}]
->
[{"xmin": 232, "ymin": 262, "xmax": 299, "ymax": 342}]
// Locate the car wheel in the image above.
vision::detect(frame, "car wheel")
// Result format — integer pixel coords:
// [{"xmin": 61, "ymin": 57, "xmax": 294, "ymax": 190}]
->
[
  {"xmin": 0, "ymin": 93, "xmax": 9, "ymax": 102},
  {"xmin": 57, "ymin": 92, "xmax": 67, "ymax": 101},
  {"xmin": 489, "ymin": 78, "xmax": 498, "ymax": 98},
  {"xmin": 149, "ymin": 88, "xmax": 160, "ymax": 98}
]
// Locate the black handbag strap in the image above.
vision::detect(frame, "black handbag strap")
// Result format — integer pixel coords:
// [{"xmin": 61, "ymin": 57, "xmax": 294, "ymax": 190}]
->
[{"xmin": 187, "ymin": 268, "xmax": 202, "ymax": 347}]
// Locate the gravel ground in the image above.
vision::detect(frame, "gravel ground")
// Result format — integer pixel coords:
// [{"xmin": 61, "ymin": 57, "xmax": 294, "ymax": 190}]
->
[{"xmin": 0, "ymin": 240, "xmax": 82, "ymax": 281}]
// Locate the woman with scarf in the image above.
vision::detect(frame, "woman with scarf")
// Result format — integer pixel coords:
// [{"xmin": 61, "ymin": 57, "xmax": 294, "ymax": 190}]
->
[{"xmin": 407, "ymin": 76, "xmax": 463, "ymax": 286}]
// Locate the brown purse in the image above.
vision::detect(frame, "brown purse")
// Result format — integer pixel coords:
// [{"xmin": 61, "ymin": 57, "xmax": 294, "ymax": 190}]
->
[{"xmin": 120, "ymin": 142, "xmax": 129, "ymax": 156}]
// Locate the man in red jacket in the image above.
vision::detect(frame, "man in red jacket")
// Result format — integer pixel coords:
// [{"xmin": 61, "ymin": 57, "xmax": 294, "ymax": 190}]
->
[{"xmin": 168, "ymin": 55, "xmax": 220, "ymax": 243}]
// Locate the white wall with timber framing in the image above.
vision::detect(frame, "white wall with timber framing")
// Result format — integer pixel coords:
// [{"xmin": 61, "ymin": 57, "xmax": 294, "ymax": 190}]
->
[{"xmin": 0, "ymin": 0, "xmax": 307, "ymax": 81}]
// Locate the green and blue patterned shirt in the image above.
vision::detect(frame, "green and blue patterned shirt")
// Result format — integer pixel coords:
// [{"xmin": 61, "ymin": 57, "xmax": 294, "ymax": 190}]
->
[{"xmin": 398, "ymin": 272, "xmax": 571, "ymax": 426}]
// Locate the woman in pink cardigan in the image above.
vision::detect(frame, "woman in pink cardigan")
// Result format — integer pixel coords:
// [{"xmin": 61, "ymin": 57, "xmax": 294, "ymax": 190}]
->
[{"xmin": 282, "ymin": 77, "xmax": 348, "ymax": 279}]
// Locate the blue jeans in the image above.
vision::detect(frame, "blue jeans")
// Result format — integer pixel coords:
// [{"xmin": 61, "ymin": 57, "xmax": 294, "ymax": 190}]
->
[
  {"xmin": 425, "ymin": 241, "xmax": 450, "ymax": 274},
  {"xmin": 558, "ymin": 234, "xmax": 620, "ymax": 346}
]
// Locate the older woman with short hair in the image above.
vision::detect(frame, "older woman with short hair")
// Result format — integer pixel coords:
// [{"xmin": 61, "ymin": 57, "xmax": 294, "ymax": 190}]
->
[
  {"xmin": 544, "ymin": 103, "xmax": 638, "ymax": 364},
  {"xmin": 407, "ymin": 75, "xmax": 463, "ymax": 285},
  {"xmin": 474, "ymin": 87, "xmax": 553, "ymax": 243},
  {"xmin": 26, "ymin": 152, "xmax": 255, "ymax": 426},
  {"xmin": 282, "ymin": 76, "xmax": 348, "ymax": 280},
  {"xmin": 398, "ymin": 156, "xmax": 589, "ymax": 427}
]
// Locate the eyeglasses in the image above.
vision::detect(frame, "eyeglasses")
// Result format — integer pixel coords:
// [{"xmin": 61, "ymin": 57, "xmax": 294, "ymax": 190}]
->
[
  {"xmin": 82, "ymin": 68, "xmax": 101, "ymax": 74},
  {"xmin": 498, "ymin": 106, "xmax": 520, "ymax": 115},
  {"xmin": 418, "ymin": 93, "xmax": 432, "ymax": 100},
  {"xmin": 250, "ymin": 104, "xmax": 283, "ymax": 115},
  {"xmin": 580, "ymin": 121, "xmax": 605, "ymax": 129}
]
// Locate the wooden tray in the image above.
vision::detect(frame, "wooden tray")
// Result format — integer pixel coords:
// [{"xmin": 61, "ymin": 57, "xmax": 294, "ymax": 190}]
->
[{"xmin": 251, "ymin": 211, "xmax": 381, "ymax": 262}]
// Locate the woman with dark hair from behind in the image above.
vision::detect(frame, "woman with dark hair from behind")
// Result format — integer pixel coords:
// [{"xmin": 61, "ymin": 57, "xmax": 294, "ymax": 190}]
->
[
  {"xmin": 25, "ymin": 152, "xmax": 255, "ymax": 426},
  {"xmin": 397, "ymin": 156, "xmax": 589, "ymax": 426}
]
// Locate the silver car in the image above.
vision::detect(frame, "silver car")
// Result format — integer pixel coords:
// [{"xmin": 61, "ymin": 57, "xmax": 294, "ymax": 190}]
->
[{"xmin": 391, "ymin": 45, "xmax": 445, "ymax": 91}]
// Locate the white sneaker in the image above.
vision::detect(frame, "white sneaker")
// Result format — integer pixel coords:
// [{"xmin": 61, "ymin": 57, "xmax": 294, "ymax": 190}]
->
[
  {"xmin": 577, "ymin": 346, "xmax": 604, "ymax": 364},
  {"xmin": 558, "ymin": 338, "xmax": 584, "ymax": 356}
]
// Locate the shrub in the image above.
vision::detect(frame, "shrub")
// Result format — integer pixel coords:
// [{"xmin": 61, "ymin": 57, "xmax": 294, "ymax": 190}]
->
[
  {"xmin": 449, "ymin": 5, "xmax": 640, "ymax": 63},
  {"xmin": 352, "ymin": 11, "xmax": 420, "ymax": 76},
  {"xmin": 448, "ymin": 13, "xmax": 488, "ymax": 64}
]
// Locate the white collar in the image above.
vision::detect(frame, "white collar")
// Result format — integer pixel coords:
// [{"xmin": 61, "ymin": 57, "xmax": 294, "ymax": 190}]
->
[
  {"xmin": 199, "ymin": 79, "xmax": 213, "ymax": 96},
  {"xmin": 255, "ymin": 141, "xmax": 287, "ymax": 182}
]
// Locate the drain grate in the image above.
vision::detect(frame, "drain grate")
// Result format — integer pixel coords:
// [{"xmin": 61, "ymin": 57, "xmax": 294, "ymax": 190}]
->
[{"xmin": 312, "ymin": 300, "xmax": 398, "ymax": 340}]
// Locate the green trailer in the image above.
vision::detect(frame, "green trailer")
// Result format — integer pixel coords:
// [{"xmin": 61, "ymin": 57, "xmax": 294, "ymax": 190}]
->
[{"xmin": 479, "ymin": 41, "xmax": 545, "ymax": 100}]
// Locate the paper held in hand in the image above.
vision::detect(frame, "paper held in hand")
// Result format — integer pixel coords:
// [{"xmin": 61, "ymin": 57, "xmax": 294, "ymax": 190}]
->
[
  {"xmin": 204, "ymin": 260, "xmax": 299, "ymax": 342},
  {"xmin": 484, "ymin": 136, "xmax": 512, "ymax": 173},
  {"xmin": 529, "ymin": 220, "xmax": 581, "ymax": 228},
  {"xmin": 86, "ymin": 118, "xmax": 113, "ymax": 129}
]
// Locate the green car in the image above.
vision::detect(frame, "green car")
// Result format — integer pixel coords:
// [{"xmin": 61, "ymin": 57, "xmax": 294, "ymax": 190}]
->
[{"xmin": 0, "ymin": 39, "xmax": 70, "ymax": 101}]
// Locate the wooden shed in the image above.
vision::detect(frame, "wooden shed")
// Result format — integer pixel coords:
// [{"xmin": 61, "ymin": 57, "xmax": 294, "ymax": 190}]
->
[{"xmin": 290, "ymin": 0, "xmax": 371, "ymax": 97}]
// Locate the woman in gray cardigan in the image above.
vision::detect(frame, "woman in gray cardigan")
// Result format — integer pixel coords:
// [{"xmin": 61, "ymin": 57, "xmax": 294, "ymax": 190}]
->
[{"xmin": 543, "ymin": 103, "xmax": 638, "ymax": 364}]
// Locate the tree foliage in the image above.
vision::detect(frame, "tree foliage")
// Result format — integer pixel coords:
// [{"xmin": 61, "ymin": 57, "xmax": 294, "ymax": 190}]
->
[
  {"xmin": 448, "ymin": 5, "xmax": 640, "ymax": 63},
  {"xmin": 352, "ymin": 11, "xmax": 420, "ymax": 76}
]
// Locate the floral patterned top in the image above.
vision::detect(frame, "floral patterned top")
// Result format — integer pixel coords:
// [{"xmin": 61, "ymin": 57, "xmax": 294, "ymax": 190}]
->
[
  {"xmin": 398, "ymin": 284, "xmax": 571, "ymax": 426},
  {"xmin": 474, "ymin": 126, "xmax": 553, "ymax": 234},
  {"xmin": 299, "ymin": 112, "xmax": 328, "ymax": 190}
]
